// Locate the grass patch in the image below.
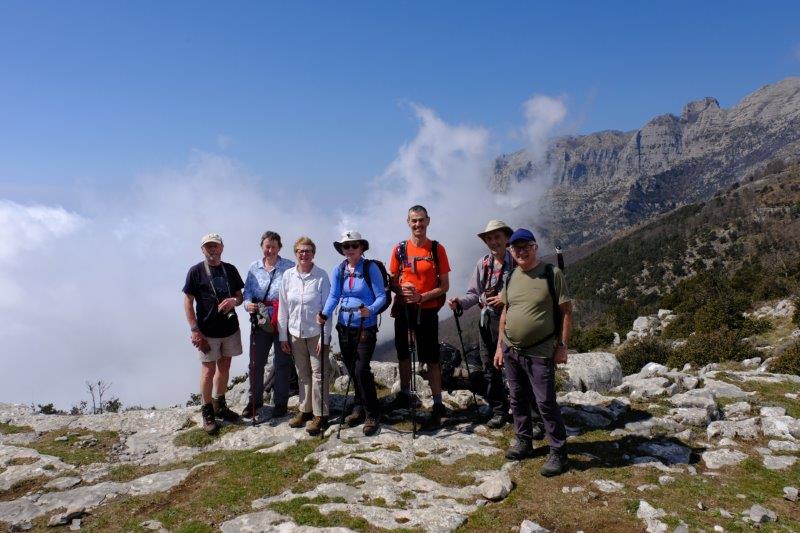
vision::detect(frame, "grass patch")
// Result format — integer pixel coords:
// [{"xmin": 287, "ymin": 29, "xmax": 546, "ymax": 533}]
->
[
  {"xmin": 6, "ymin": 457, "xmax": 38, "ymax": 466},
  {"xmin": 731, "ymin": 378, "xmax": 800, "ymax": 418},
  {"xmin": 173, "ymin": 424, "xmax": 245, "ymax": 448},
  {"xmin": 27, "ymin": 429, "xmax": 118, "ymax": 466},
  {"xmin": 405, "ymin": 453, "xmax": 506, "ymax": 488},
  {"xmin": 0, "ymin": 422, "xmax": 33, "ymax": 435},
  {"xmin": 0, "ymin": 477, "xmax": 48, "ymax": 502},
  {"xmin": 80, "ymin": 440, "xmax": 320, "ymax": 532},
  {"xmin": 269, "ymin": 496, "xmax": 374, "ymax": 530}
]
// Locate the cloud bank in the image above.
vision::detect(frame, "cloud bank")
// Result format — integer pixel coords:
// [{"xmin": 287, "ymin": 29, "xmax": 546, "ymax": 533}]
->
[{"xmin": 2, "ymin": 96, "xmax": 568, "ymax": 409}]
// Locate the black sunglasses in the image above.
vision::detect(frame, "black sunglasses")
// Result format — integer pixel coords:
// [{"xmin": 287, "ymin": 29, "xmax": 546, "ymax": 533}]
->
[{"xmin": 342, "ymin": 242, "xmax": 361, "ymax": 250}]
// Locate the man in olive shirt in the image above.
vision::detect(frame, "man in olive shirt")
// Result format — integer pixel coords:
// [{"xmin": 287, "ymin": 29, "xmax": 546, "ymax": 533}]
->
[{"xmin": 493, "ymin": 228, "xmax": 573, "ymax": 476}]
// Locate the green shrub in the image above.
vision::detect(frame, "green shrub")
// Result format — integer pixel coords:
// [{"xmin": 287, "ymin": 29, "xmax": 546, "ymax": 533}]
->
[
  {"xmin": 739, "ymin": 317, "xmax": 773, "ymax": 337},
  {"xmin": 571, "ymin": 325, "xmax": 616, "ymax": 353},
  {"xmin": 616, "ymin": 337, "xmax": 673, "ymax": 376},
  {"xmin": 666, "ymin": 328, "xmax": 759, "ymax": 369},
  {"xmin": 770, "ymin": 342, "xmax": 800, "ymax": 375},
  {"xmin": 662, "ymin": 314, "xmax": 693, "ymax": 339}
]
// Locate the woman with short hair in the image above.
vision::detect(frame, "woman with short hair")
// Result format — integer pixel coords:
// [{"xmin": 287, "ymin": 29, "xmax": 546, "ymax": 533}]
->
[
  {"xmin": 278, "ymin": 236, "xmax": 333, "ymax": 435},
  {"xmin": 320, "ymin": 231, "xmax": 386, "ymax": 436},
  {"xmin": 242, "ymin": 230, "xmax": 295, "ymax": 419}
]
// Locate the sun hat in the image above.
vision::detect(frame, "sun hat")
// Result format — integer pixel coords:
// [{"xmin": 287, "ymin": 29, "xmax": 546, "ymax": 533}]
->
[
  {"xmin": 508, "ymin": 228, "xmax": 536, "ymax": 244},
  {"xmin": 201, "ymin": 233, "xmax": 223, "ymax": 246},
  {"xmin": 477, "ymin": 219, "xmax": 513, "ymax": 240},
  {"xmin": 333, "ymin": 230, "xmax": 370, "ymax": 256}
]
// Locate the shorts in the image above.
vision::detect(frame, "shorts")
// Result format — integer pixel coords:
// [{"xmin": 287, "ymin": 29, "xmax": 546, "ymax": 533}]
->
[
  {"xmin": 198, "ymin": 330, "xmax": 243, "ymax": 363},
  {"xmin": 394, "ymin": 306, "xmax": 440, "ymax": 364}
]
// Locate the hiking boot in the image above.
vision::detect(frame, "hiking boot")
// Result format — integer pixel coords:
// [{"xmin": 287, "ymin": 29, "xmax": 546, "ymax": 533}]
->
[
  {"xmin": 486, "ymin": 412, "xmax": 509, "ymax": 429},
  {"xmin": 271, "ymin": 405, "xmax": 288, "ymax": 419},
  {"xmin": 362, "ymin": 416, "xmax": 379, "ymax": 436},
  {"xmin": 201, "ymin": 403, "xmax": 219, "ymax": 435},
  {"xmin": 505, "ymin": 438, "xmax": 533, "ymax": 460},
  {"xmin": 345, "ymin": 409, "xmax": 365, "ymax": 427},
  {"xmin": 212, "ymin": 395, "xmax": 241, "ymax": 423},
  {"xmin": 429, "ymin": 402, "xmax": 447, "ymax": 429},
  {"xmin": 240, "ymin": 401, "xmax": 263, "ymax": 418},
  {"xmin": 540, "ymin": 448, "xmax": 568, "ymax": 477},
  {"xmin": 306, "ymin": 416, "xmax": 329, "ymax": 436},
  {"xmin": 289, "ymin": 411, "xmax": 314, "ymax": 428}
]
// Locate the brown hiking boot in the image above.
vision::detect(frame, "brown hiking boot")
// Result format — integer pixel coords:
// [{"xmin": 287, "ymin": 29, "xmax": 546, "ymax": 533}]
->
[
  {"xmin": 306, "ymin": 416, "xmax": 329, "ymax": 436},
  {"xmin": 289, "ymin": 411, "xmax": 314, "ymax": 428},
  {"xmin": 212, "ymin": 395, "xmax": 241, "ymax": 423},
  {"xmin": 362, "ymin": 416, "xmax": 379, "ymax": 436},
  {"xmin": 201, "ymin": 403, "xmax": 219, "ymax": 435}
]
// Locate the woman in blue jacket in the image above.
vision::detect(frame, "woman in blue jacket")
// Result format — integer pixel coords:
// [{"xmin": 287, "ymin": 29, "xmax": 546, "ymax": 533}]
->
[{"xmin": 321, "ymin": 230, "xmax": 386, "ymax": 436}]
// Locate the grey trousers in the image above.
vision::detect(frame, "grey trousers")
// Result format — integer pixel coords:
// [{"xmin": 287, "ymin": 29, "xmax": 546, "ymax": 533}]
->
[
  {"xmin": 250, "ymin": 327, "xmax": 293, "ymax": 409},
  {"xmin": 291, "ymin": 334, "xmax": 331, "ymax": 417}
]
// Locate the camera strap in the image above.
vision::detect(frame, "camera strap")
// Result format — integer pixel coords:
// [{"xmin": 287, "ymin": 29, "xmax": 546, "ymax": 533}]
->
[{"xmin": 203, "ymin": 260, "xmax": 232, "ymax": 301}]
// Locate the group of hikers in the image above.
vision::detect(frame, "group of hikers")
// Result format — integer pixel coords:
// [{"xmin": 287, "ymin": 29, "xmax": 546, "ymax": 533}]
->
[{"xmin": 182, "ymin": 205, "xmax": 573, "ymax": 477}]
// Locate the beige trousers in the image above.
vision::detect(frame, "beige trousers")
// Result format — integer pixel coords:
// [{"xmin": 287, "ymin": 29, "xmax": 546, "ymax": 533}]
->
[{"xmin": 291, "ymin": 334, "xmax": 331, "ymax": 416}]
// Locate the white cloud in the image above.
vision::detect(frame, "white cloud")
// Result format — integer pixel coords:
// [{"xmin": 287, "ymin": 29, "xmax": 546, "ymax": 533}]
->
[
  {"xmin": 0, "ymin": 200, "xmax": 84, "ymax": 262},
  {"xmin": 2, "ymin": 96, "xmax": 569, "ymax": 410},
  {"xmin": 522, "ymin": 94, "xmax": 567, "ymax": 163}
]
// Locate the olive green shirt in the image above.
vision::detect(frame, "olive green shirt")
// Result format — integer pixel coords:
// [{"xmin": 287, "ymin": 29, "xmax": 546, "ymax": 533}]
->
[{"xmin": 501, "ymin": 262, "xmax": 570, "ymax": 357}]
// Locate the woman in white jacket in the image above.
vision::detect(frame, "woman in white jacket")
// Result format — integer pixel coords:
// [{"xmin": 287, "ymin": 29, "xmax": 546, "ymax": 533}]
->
[{"xmin": 278, "ymin": 236, "xmax": 333, "ymax": 435}]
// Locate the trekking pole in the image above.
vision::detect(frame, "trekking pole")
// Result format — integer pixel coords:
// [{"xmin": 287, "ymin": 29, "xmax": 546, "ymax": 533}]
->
[
  {"xmin": 404, "ymin": 303, "xmax": 418, "ymax": 440},
  {"xmin": 249, "ymin": 311, "xmax": 260, "ymax": 427},
  {"xmin": 453, "ymin": 304, "xmax": 479, "ymax": 417},
  {"xmin": 318, "ymin": 312, "xmax": 327, "ymax": 439}
]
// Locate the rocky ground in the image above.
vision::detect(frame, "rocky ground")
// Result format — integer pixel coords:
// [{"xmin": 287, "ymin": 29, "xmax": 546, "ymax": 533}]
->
[{"xmin": 2, "ymin": 303, "xmax": 800, "ymax": 532}]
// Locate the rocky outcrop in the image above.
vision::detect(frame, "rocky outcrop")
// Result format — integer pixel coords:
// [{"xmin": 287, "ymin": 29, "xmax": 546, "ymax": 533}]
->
[{"xmin": 492, "ymin": 77, "xmax": 800, "ymax": 247}]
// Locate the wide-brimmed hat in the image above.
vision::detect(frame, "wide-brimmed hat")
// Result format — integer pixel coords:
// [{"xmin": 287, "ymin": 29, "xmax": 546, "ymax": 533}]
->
[
  {"xmin": 477, "ymin": 220, "xmax": 513, "ymax": 240},
  {"xmin": 333, "ymin": 230, "xmax": 370, "ymax": 256},
  {"xmin": 201, "ymin": 233, "xmax": 223, "ymax": 246}
]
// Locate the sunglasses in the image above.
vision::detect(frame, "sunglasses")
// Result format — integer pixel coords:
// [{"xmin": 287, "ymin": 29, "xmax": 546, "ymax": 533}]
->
[
  {"xmin": 341, "ymin": 242, "xmax": 361, "ymax": 250},
  {"xmin": 296, "ymin": 249, "xmax": 314, "ymax": 255}
]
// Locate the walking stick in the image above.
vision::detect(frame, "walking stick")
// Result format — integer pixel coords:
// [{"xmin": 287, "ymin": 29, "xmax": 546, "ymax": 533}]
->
[
  {"xmin": 404, "ymin": 303, "xmax": 419, "ymax": 440},
  {"xmin": 249, "ymin": 312, "xmax": 261, "ymax": 426},
  {"xmin": 453, "ymin": 305, "xmax": 479, "ymax": 419},
  {"xmin": 318, "ymin": 312, "xmax": 327, "ymax": 439}
]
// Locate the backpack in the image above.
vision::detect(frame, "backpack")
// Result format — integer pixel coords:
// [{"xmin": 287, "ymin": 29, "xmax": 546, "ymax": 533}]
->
[
  {"xmin": 394, "ymin": 239, "xmax": 446, "ymax": 310},
  {"xmin": 505, "ymin": 263, "xmax": 563, "ymax": 349},
  {"xmin": 338, "ymin": 259, "xmax": 392, "ymax": 315}
]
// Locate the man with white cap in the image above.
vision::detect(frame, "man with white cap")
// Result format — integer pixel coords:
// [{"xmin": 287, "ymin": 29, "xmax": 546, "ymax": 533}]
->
[
  {"xmin": 183, "ymin": 233, "xmax": 245, "ymax": 434},
  {"xmin": 448, "ymin": 219, "xmax": 516, "ymax": 429}
]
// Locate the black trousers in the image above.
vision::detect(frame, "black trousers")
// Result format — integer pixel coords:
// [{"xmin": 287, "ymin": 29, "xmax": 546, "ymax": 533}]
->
[{"xmin": 337, "ymin": 324, "xmax": 380, "ymax": 418}]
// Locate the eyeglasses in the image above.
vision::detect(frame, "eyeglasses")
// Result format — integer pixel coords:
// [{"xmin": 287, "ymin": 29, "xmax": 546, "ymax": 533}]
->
[
  {"xmin": 296, "ymin": 249, "xmax": 314, "ymax": 255},
  {"xmin": 510, "ymin": 243, "xmax": 535, "ymax": 254},
  {"xmin": 341, "ymin": 243, "xmax": 360, "ymax": 250}
]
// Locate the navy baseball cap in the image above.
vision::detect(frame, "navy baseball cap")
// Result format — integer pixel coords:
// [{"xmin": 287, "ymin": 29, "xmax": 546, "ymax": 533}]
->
[{"xmin": 508, "ymin": 228, "xmax": 536, "ymax": 244}]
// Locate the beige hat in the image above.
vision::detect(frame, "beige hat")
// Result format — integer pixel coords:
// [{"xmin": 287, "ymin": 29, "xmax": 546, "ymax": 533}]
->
[
  {"xmin": 333, "ymin": 230, "xmax": 370, "ymax": 256},
  {"xmin": 200, "ymin": 233, "xmax": 223, "ymax": 246},
  {"xmin": 477, "ymin": 220, "xmax": 513, "ymax": 240}
]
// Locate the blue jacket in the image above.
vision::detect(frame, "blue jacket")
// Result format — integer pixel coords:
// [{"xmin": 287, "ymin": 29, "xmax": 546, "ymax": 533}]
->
[{"xmin": 322, "ymin": 258, "xmax": 386, "ymax": 328}]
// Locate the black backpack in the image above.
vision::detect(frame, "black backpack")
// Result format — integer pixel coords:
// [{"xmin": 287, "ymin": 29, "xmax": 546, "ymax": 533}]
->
[{"xmin": 338, "ymin": 258, "xmax": 392, "ymax": 315}]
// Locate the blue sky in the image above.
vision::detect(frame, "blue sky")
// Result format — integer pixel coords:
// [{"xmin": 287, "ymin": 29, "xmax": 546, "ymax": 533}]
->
[{"xmin": 1, "ymin": 1, "xmax": 799, "ymax": 206}]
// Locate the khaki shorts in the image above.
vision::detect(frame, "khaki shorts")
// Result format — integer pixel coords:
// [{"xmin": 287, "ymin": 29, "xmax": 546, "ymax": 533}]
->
[{"xmin": 198, "ymin": 330, "xmax": 243, "ymax": 363}]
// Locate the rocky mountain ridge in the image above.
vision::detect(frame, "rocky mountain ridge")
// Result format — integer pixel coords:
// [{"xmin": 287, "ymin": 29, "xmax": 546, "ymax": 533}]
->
[{"xmin": 493, "ymin": 77, "xmax": 800, "ymax": 247}]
